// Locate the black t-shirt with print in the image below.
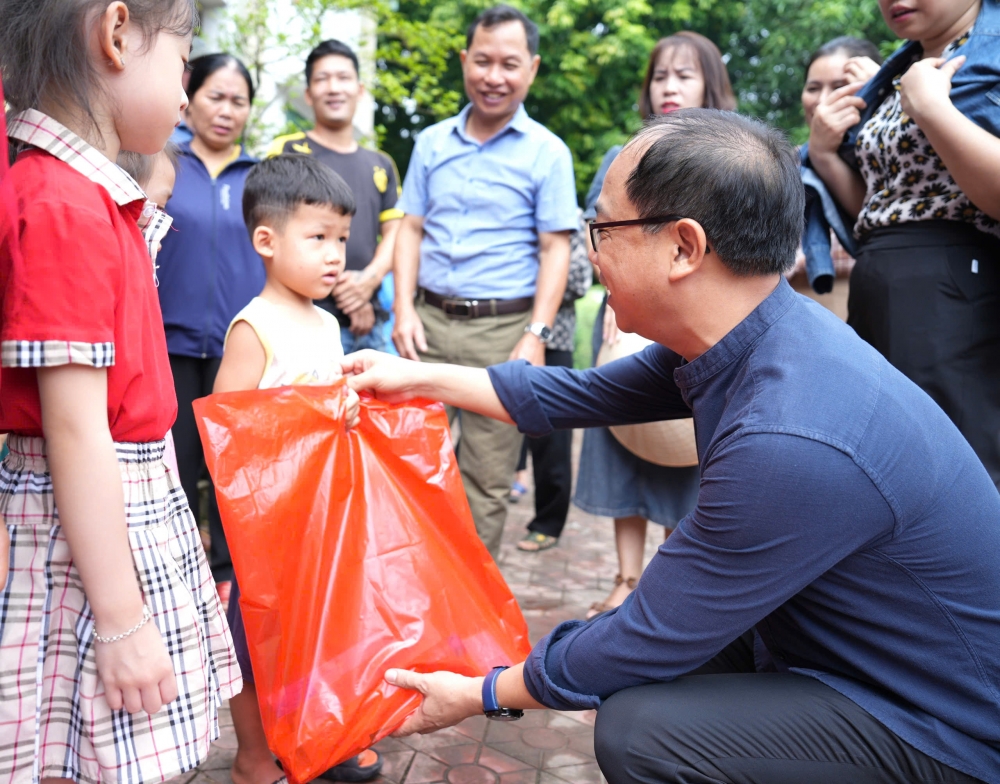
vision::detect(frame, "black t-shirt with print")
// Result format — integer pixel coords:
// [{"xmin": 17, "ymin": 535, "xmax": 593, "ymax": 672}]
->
[{"xmin": 266, "ymin": 132, "xmax": 402, "ymax": 321}]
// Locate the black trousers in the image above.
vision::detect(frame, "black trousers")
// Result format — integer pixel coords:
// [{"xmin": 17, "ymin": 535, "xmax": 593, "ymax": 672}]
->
[
  {"xmin": 169, "ymin": 354, "xmax": 232, "ymax": 583},
  {"xmin": 848, "ymin": 221, "xmax": 1000, "ymax": 490},
  {"xmin": 595, "ymin": 632, "xmax": 982, "ymax": 784},
  {"xmin": 516, "ymin": 349, "xmax": 574, "ymax": 538}
]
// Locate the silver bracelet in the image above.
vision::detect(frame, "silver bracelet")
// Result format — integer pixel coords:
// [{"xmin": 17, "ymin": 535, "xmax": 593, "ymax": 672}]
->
[{"xmin": 95, "ymin": 604, "xmax": 152, "ymax": 644}]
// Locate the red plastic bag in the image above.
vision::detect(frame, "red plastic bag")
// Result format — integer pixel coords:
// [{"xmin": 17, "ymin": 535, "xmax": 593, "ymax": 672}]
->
[{"xmin": 194, "ymin": 381, "xmax": 531, "ymax": 783}]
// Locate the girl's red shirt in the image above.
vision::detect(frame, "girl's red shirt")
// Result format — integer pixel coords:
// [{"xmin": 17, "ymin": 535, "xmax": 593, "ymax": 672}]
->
[{"xmin": 0, "ymin": 147, "xmax": 177, "ymax": 442}]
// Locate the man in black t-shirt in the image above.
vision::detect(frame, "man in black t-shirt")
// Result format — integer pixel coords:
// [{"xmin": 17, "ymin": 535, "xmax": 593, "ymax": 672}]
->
[{"xmin": 267, "ymin": 39, "xmax": 402, "ymax": 353}]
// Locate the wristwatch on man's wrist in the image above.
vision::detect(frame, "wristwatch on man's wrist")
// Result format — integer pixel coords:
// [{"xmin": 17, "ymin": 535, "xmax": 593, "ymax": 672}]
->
[
  {"xmin": 482, "ymin": 666, "xmax": 524, "ymax": 721},
  {"xmin": 524, "ymin": 322, "xmax": 552, "ymax": 344}
]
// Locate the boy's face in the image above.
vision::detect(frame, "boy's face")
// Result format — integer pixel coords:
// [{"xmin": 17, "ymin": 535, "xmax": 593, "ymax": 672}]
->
[
  {"xmin": 147, "ymin": 153, "xmax": 177, "ymax": 209},
  {"xmin": 264, "ymin": 203, "xmax": 352, "ymax": 301}
]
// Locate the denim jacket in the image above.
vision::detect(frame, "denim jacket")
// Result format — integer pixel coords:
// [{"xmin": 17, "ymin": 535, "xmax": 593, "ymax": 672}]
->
[
  {"xmin": 799, "ymin": 145, "xmax": 858, "ymax": 293},
  {"xmin": 839, "ymin": 0, "xmax": 1000, "ymax": 169}
]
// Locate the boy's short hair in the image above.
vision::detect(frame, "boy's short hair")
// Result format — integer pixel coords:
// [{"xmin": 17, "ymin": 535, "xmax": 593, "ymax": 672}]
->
[
  {"xmin": 305, "ymin": 39, "xmax": 360, "ymax": 84},
  {"xmin": 117, "ymin": 143, "xmax": 179, "ymax": 189},
  {"xmin": 242, "ymin": 154, "xmax": 356, "ymax": 239}
]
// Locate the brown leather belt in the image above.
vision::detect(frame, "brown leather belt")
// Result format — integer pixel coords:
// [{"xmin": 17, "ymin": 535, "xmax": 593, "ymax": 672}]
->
[{"xmin": 420, "ymin": 288, "xmax": 533, "ymax": 319}]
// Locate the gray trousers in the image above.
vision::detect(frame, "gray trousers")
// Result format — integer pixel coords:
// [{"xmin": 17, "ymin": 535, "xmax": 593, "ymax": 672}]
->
[{"xmin": 595, "ymin": 632, "xmax": 983, "ymax": 784}]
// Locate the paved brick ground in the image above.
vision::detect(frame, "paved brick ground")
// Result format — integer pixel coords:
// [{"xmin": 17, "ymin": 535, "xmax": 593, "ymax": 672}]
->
[{"xmin": 174, "ymin": 433, "xmax": 665, "ymax": 784}]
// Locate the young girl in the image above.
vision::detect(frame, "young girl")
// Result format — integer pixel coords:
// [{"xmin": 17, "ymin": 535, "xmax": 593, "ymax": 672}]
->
[
  {"xmin": 214, "ymin": 154, "xmax": 379, "ymax": 784},
  {"xmin": 0, "ymin": 1, "xmax": 241, "ymax": 782}
]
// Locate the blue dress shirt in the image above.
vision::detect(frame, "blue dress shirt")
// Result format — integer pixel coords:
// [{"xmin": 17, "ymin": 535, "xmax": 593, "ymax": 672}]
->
[
  {"xmin": 397, "ymin": 103, "xmax": 578, "ymax": 300},
  {"xmin": 487, "ymin": 279, "xmax": 1000, "ymax": 783}
]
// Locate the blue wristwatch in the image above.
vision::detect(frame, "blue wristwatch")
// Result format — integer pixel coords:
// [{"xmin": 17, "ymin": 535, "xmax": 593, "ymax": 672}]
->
[{"xmin": 482, "ymin": 665, "xmax": 524, "ymax": 721}]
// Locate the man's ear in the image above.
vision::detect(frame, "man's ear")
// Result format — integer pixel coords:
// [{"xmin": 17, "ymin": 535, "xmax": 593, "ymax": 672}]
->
[
  {"xmin": 252, "ymin": 225, "xmax": 277, "ymax": 258},
  {"xmin": 527, "ymin": 54, "xmax": 541, "ymax": 82},
  {"xmin": 667, "ymin": 219, "xmax": 710, "ymax": 282},
  {"xmin": 459, "ymin": 50, "xmax": 468, "ymax": 67}
]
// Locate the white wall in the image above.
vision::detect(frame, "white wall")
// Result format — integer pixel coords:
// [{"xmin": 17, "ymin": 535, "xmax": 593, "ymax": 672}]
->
[{"xmin": 197, "ymin": 1, "xmax": 376, "ymax": 151}]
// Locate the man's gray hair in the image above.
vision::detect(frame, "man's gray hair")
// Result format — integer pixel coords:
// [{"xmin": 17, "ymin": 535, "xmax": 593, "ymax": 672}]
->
[{"xmin": 624, "ymin": 110, "xmax": 805, "ymax": 276}]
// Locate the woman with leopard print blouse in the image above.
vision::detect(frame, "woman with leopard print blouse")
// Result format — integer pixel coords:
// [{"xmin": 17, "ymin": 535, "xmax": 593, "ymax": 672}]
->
[{"xmin": 808, "ymin": 0, "xmax": 1000, "ymax": 492}]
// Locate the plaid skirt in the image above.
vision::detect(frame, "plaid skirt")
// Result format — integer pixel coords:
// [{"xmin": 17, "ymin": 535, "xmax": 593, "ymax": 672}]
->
[{"xmin": 0, "ymin": 436, "xmax": 242, "ymax": 784}]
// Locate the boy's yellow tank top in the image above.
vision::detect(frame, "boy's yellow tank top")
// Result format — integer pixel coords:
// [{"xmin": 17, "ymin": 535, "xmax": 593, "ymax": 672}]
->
[{"xmin": 226, "ymin": 297, "xmax": 345, "ymax": 390}]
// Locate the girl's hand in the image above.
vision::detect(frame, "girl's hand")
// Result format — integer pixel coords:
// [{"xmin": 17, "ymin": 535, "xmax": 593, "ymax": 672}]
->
[
  {"xmin": 900, "ymin": 56, "xmax": 965, "ymax": 124},
  {"xmin": 345, "ymin": 387, "xmax": 361, "ymax": 429},
  {"xmin": 95, "ymin": 616, "xmax": 178, "ymax": 714},
  {"xmin": 843, "ymin": 56, "xmax": 881, "ymax": 85},
  {"xmin": 809, "ymin": 82, "xmax": 867, "ymax": 155},
  {"xmin": 603, "ymin": 304, "xmax": 620, "ymax": 345}
]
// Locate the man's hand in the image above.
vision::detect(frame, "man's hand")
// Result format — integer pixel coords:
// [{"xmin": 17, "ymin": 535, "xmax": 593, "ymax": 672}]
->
[
  {"xmin": 349, "ymin": 302, "xmax": 376, "ymax": 336},
  {"xmin": 809, "ymin": 81, "xmax": 867, "ymax": 155},
  {"xmin": 334, "ymin": 270, "xmax": 380, "ymax": 315},
  {"xmin": 384, "ymin": 669, "xmax": 484, "ymax": 736},
  {"xmin": 393, "ymin": 304, "xmax": 428, "ymax": 361},
  {"xmin": 900, "ymin": 56, "xmax": 965, "ymax": 124},
  {"xmin": 341, "ymin": 350, "xmax": 424, "ymax": 404},
  {"xmin": 508, "ymin": 332, "xmax": 545, "ymax": 366},
  {"xmin": 344, "ymin": 387, "xmax": 361, "ymax": 429}
]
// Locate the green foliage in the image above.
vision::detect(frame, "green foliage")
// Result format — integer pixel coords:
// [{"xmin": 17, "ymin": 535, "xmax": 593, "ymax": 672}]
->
[
  {"xmin": 723, "ymin": 1, "xmax": 894, "ymax": 145},
  {"xmin": 359, "ymin": 0, "xmax": 895, "ymax": 198},
  {"xmin": 216, "ymin": 0, "xmax": 898, "ymax": 199}
]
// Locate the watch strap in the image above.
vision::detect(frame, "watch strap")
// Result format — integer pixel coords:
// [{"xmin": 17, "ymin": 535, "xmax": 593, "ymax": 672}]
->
[{"xmin": 482, "ymin": 665, "xmax": 508, "ymax": 713}]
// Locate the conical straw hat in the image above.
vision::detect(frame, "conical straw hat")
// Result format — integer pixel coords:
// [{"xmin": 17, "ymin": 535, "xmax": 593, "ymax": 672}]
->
[{"xmin": 596, "ymin": 332, "xmax": 699, "ymax": 468}]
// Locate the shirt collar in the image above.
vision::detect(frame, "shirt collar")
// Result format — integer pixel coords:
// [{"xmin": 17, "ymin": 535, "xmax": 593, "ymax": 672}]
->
[
  {"xmin": 453, "ymin": 102, "xmax": 530, "ymax": 144},
  {"xmin": 673, "ymin": 277, "xmax": 798, "ymax": 390},
  {"xmin": 7, "ymin": 109, "xmax": 147, "ymax": 206}
]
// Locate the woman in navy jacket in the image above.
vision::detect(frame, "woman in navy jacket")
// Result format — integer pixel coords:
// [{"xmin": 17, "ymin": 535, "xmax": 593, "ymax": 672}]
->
[{"xmin": 157, "ymin": 54, "xmax": 264, "ymax": 589}]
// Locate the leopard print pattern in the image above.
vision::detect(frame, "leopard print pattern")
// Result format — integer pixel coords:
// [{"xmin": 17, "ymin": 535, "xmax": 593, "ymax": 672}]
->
[{"xmin": 855, "ymin": 30, "xmax": 1000, "ymax": 240}]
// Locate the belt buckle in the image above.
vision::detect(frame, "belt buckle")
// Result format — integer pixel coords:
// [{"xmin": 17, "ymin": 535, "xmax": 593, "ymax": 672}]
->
[{"xmin": 443, "ymin": 299, "xmax": 476, "ymax": 319}]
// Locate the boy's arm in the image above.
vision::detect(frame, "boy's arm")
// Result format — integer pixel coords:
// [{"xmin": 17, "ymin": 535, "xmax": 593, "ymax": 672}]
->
[{"xmin": 213, "ymin": 320, "xmax": 266, "ymax": 393}]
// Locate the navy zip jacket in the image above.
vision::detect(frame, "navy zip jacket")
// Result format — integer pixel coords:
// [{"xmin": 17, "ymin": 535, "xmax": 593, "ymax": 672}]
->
[
  {"xmin": 157, "ymin": 142, "xmax": 264, "ymax": 358},
  {"xmin": 488, "ymin": 280, "xmax": 1000, "ymax": 782}
]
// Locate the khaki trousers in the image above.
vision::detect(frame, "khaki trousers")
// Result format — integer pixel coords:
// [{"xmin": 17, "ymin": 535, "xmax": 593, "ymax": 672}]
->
[{"xmin": 416, "ymin": 299, "xmax": 531, "ymax": 557}]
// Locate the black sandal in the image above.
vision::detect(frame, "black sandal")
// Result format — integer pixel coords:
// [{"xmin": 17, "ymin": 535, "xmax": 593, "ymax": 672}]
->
[{"xmin": 320, "ymin": 749, "xmax": 384, "ymax": 782}]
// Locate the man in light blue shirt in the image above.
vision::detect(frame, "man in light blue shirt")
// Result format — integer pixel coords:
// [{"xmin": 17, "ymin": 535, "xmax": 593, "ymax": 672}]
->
[{"xmin": 393, "ymin": 4, "xmax": 578, "ymax": 557}]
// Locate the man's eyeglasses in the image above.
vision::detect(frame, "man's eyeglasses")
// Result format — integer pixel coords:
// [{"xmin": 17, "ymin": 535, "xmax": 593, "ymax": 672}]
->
[{"xmin": 588, "ymin": 214, "xmax": 710, "ymax": 253}]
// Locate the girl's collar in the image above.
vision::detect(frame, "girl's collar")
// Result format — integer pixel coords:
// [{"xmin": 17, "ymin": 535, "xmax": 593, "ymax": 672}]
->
[{"xmin": 7, "ymin": 109, "xmax": 146, "ymax": 206}]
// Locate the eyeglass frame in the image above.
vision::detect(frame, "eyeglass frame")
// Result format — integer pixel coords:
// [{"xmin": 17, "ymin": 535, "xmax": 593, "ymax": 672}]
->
[{"xmin": 587, "ymin": 214, "xmax": 711, "ymax": 253}]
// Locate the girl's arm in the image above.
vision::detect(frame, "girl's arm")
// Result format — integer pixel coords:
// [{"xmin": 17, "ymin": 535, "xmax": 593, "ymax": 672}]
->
[
  {"xmin": 807, "ymin": 82, "xmax": 869, "ymax": 218},
  {"xmin": 901, "ymin": 56, "xmax": 1000, "ymax": 220},
  {"xmin": 37, "ymin": 365, "xmax": 177, "ymax": 714},
  {"xmin": 213, "ymin": 320, "xmax": 266, "ymax": 394}
]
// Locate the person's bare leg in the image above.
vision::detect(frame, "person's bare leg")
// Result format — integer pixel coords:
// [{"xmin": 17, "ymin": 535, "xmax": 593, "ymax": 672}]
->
[
  {"xmin": 665, "ymin": 526, "xmax": 673, "ymax": 542},
  {"xmin": 230, "ymin": 686, "xmax": 285, "ymax": 784},
  {"xmin": 588, "ymin": 516, "xmax": 646, "ymax": 618}
]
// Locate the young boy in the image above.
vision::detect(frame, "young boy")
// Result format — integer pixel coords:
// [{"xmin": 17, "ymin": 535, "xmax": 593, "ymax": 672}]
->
[{"xmin": 213, "ymin": 155, "xmax": 382, "ymax": 784}]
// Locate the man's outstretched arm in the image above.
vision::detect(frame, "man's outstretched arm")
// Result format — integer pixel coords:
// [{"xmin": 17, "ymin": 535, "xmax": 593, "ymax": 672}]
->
[{"xmin": 340, "ymin": 351, "xmax": 514, "ymax": 424}]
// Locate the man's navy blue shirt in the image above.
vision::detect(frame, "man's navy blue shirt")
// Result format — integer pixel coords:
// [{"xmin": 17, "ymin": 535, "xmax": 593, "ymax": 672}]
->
[{"xmin": 488, "ymin": 279, "xmax": 1000, "ymax": 782}]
